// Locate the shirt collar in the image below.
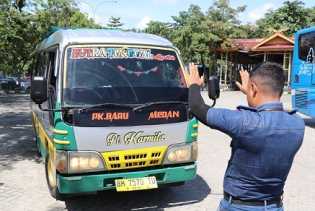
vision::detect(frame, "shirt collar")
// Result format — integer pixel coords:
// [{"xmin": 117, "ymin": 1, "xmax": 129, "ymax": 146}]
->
[
  {"xmin": 256, "ymin": 102, "xmax": 283, "ymax": 111},
  {"xmin": 237, "ymin": 102, "xmax": 284, "ymax": 112}
]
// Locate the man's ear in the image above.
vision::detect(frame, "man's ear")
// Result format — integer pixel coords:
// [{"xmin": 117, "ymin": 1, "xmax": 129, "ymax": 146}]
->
[{"xmin": 251, "ymin": 82, "xmax": 259, "ymax": 98}]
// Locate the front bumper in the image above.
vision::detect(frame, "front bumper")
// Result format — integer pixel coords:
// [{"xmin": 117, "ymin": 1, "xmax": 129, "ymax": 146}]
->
[{"xmin": 57, "ymin": 163, "xmax": 196, "ymax": 194}]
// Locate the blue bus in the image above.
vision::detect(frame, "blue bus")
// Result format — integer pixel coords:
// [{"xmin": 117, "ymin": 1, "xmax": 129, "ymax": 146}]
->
[{"xmin": 291, "ymin": 26, "xmax": 315, "ymax": 117}]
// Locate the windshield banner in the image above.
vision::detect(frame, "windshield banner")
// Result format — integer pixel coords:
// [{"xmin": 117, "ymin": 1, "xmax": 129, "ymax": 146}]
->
[
  {"xmin": 70, "ymin": 47, "xmax": 176, "ymax": 61},
  {"xmin": 72, "ymin": 105, "xmax": 188, "ymax": 127}
]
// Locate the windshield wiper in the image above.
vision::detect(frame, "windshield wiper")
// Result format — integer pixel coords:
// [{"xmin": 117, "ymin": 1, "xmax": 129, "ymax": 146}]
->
[
  {"xmin": 78, "ymin": 103, "xmax": 135, "ymax": 112},
  {"xmin": 133, "ymin": 101, "xmax": 188, "ymax": 112}
]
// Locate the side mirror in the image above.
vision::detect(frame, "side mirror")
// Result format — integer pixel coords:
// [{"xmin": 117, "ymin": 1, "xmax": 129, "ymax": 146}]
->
[
  {"xmin": 197, "ymin": 65, "xmax": 204, "ymax": 77},
  {"xmin": 208, "ymin": 75, "xmax": 220, "ymax": 100},
  {"xmin": 31, "ymin": 76, "xmax": 47, "ymax": 104}
]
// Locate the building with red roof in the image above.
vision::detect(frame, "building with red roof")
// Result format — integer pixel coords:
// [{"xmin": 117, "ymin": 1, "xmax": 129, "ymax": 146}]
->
[{"xmin": 215, "ymin": 32, "xmax": 294, "ymax": 89}]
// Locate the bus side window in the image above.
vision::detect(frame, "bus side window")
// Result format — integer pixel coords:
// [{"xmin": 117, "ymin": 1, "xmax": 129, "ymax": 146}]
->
[
  {"xmin": 47, "ymin": 51, "xmax": 57, "ymax": 125},
  {"xmin": 299, "ymin": 32, "xmax": 315, "ymax": 63},
  {"xmin": 33, "ymin": 52, "xmax": 47, "ymax": 77}
]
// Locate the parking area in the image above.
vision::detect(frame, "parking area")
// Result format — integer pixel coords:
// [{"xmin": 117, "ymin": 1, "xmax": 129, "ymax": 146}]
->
[{"xmin": 0, "ymin": 92, "xmax": 314, "ymax": 211}]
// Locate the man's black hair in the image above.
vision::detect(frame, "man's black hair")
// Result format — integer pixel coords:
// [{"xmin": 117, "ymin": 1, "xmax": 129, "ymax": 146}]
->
[{"xmin": 249, "ymin": 62, "xmax": 285, "ymax": 96}]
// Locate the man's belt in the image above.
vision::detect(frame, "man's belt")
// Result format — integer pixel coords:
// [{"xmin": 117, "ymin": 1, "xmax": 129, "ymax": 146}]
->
[{"xmin": 224, "ymin": 192, "xmax": 283, "ymax": 207}]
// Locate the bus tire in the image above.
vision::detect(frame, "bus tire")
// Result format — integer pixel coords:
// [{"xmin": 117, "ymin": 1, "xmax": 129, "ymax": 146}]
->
[{"xmin": 45, "ymin": 156, "xmax": 66, "ymax": 201}]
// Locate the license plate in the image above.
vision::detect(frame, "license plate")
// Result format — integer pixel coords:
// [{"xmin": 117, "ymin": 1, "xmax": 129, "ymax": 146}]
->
[{"xmin": 115, "ymin": 176, "xmax": 158, "ymax": 192}]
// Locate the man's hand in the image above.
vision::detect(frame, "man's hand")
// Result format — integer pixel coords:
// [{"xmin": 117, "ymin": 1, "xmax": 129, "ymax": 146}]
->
[
  {"xmin": 236, "ymin": 68, "xmax": 250, "ymax": 95},
  {"xmin": 188, "ymin": 63, "xmax": 204, "ymax": 87}
]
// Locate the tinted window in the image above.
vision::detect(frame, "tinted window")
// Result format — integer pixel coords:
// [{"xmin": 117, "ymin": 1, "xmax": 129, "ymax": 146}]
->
[
  {"xmin": 63, "ymin": 47, "xmax": 187, "ymax": 106},
  {"xmin": 299, "ymin": 32, "xmax": 315, "ymax": 63},
  {"xmin": 34, "ymin": 53, "xmax": 48, "ymax": 77}
]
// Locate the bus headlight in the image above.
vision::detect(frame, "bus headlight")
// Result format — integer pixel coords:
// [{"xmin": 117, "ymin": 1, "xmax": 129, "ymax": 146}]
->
[
  {"xmin": 68, "ymin": 151, "xmax": 105, "ymax": 173},
  {"xmin": 163, "ymin": 142, "xmax": 198, "ymax": 164},
  {"xmin": 55, "ymin": 151, "xmax": 105, "ymax": 174}
]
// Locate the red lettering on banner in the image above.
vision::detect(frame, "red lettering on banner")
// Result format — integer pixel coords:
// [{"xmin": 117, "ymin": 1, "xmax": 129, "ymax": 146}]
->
[
  {"xmin": 91, "ymin": 112, "xmax": 129, "ymax": 121},
  {"xmin": 148, "ymin": 111, "xmax": 180, "ymax": 120}
]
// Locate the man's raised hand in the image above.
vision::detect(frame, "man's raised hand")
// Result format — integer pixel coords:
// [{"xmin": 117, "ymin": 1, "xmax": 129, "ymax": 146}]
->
[
  {"xmin": 188, "ymin": 63, "xmax": 204, "ymax": 87},
  {"xmin": 236, "ymin": 68, "xmax": 250, "ymax": 95}
]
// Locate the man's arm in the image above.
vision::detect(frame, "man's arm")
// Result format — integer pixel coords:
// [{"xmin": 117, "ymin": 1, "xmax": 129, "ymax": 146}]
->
[
  {"xmin": 189, "ymin": 84, "xmax": 244, "ymax": 138},
  {"xmin": 189, "ymin": 84, "xmax": 210, "ymax": 125}
]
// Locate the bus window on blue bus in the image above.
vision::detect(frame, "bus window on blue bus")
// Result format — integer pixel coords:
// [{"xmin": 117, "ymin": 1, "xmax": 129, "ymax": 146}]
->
[{"xmin": 299, "ymin": 32, "xmax": 315, "ymax": 63}]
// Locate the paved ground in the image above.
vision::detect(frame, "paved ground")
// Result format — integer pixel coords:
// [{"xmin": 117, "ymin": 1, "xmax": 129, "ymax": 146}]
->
[{"xmin": 0, "ymin": 92, "xmax": 314, "ymax": 211}]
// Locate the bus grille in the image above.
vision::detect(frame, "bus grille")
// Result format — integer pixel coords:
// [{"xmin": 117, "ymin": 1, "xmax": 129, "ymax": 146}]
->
[
  {"xmin": 102, "ymin": 146, "xmax": 167, "ymax": 171},
  {"xmin": 295, "ymin": 90, "xmax": 308, "ymax": 109}
]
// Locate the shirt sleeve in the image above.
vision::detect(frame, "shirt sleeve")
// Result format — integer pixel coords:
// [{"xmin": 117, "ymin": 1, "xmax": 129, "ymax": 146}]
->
[
  {"xmin": 189, "ymin": 84, "xmax": 244, "ymax": 138},
  {"xmin": 206, "ymin": 108, "xmax": 244, "ymax": 138},
  {"xmin": 189, "ymin": 84, "xmax": 211, "ymax": 125}
]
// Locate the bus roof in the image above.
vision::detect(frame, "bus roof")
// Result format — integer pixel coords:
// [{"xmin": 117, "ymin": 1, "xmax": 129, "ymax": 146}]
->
[
  {"xmin": 37, "ymin": 29, "xmax": 174, "ymax": 51},
  {"xmin": 295, "ymin": 26, "xmax": 315, "ymax": 36}
]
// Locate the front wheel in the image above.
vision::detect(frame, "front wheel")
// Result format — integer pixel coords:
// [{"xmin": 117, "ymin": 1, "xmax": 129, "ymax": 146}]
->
[{"xmin": 45, "ymin": 155, "xmax": 66, "ymax": 201}]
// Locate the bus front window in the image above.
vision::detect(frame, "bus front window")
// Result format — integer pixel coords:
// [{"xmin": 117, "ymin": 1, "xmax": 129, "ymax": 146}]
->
[{"xmin": 63, "ymin": 47, "xmax": 187, "ymax": 106}]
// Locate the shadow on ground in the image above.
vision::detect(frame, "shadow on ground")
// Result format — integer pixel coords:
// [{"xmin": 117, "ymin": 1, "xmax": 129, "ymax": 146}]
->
[
  {"xmin": 63, "ymin": 175, "xmax": 210, "ymax": 211},
  {"xmin": 0, "ymin": 94, "xmax": 41, "ymax": 171}
]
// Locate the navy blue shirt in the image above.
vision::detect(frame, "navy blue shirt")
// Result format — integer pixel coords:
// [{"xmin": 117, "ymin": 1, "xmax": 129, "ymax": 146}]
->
[{"xmin": 206, "ymin": 102, "xmax": 305, "ymax": 201}]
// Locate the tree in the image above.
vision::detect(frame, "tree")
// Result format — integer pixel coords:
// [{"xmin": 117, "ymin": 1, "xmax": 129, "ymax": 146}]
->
[
  {"xmin": 143, "ymin": 0, "xmax": 246, "ymax": 68},
  {"xmin": 0, "ymin": 0, "xmax": 100, "ymax": 76},
  {"xmin": 171, "ymin": 5, "xmax": 208, "ymax": 63},
  {"xmin": 145, "ymin": 21, "xmax": 173, "ymax": 40},
  {"xmin": 206, "ymin": 0, "xmax": 246, "ymax": 49},
  {"xmin": 256, "ymin": 0, "xmax": 309, "ymax": 36},
  {"xmin": 306, "ymin": 7, "xmax": 315, "ymax": 26},
  {"xmin": 14, "ymin": 0, "xmax": 25, "ymax": 11},
  {"xmin": 0, "ymin": 0, "xmax": 37, "ymax": 75},
  {"xmin": 107, "ymin": 16, "xmax": 123, "ymax": 29}
]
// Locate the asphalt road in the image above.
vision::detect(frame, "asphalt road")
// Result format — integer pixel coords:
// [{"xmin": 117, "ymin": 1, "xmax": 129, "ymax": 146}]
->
[{"xmin": 0, "ymin": 92, "xmax": 314, "ymax": 211}]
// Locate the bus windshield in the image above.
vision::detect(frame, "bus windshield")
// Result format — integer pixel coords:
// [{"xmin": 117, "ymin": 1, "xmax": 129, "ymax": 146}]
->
[{"xmin": 63, "ymin": 46, "xmax": 187, "ymax": 106}]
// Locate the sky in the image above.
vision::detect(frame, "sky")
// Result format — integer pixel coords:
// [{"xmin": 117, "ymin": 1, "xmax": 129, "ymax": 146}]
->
[{"xmin": 76, "ymin": 0, "xmax": 315, "ymax": 29}]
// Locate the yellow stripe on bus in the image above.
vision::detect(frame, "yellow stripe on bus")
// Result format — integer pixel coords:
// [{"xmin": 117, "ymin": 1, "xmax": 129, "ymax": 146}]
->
[
  {"xmin": 53, "ymin": 138, "xmax": 70, "ymax": 145},
  {"xmin": 52, "ymin": 128, "xmax": 68, "ymax": 135}
]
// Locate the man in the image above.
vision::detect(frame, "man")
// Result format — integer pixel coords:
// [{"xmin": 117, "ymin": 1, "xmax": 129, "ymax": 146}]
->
[{"xmin": 188, "ymin": 62, "xmax": 305, "ymax": 211}]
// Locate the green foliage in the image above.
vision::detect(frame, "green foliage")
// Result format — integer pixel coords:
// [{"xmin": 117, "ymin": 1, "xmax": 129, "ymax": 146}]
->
[
  {"xmin": 145, "ymin": 0, "xmax": 247, "ymax": 67},
  {"xmin": 1, "ymin": 0, "xmax": 315, "ymax": 76},
  {"xmin": 145, "ymin": 21, "xmax": 173, "ymax": 40},
  {"xmin": 171, "ymin": 5, "xmax": 209, "ymax": 63},
  {"xmin": 306, "ymin": 7, "xmax": 315, "ymax": 26},
  {"xmin": 0, "ymin": 1, "xmax": 36, "ymax": 75},
  {"xmin": 0, "ymin": 0, "xmax": 99, "ymax": 76},
  {"xmin": 256, "ymin": 0, "xmax": 309, "ymax": 36},
  {"xmin": 143, "ymin": 0, "xmax": 315, "ymax": 68},
  {"xmin": 14, "ymin": 0, "xmax": 25, "ymax": 11},
  {"xmin": 206, "ymin": 0, "xmax": 246, "ymax": 49}
]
